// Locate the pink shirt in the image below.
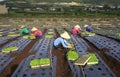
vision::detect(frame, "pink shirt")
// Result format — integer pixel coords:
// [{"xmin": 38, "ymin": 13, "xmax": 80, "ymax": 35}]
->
[
  {"xmin": 72, "ymin": 28, "xmax": 80, "ymax": 35},
  {"xmin": 33, "ymin": 30, "xmax": 42, "ymax": 36}
]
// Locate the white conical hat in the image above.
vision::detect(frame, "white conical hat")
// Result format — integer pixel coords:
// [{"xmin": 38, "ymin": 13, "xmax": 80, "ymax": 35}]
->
[
  {"xmin": 74, "ymin": 25, "xmax": 80, "ymax": 28},
  {"xmin": 60, "ymin": 31, "xmax": 70, "ymax": 39},
  {"xmin": 31, "ymin": 27, "xmax": 38, "ymax": 32},
  {"xmin": 20, "ymin": 25, "xmax": 25, "ymax": 28},
  {"xmin": 84, "ymin": 24, "xmax": 88, "ymax": 27},
  {"xmin": 74, "ymin": 25, "xmax": 81, "ymax": 30}
]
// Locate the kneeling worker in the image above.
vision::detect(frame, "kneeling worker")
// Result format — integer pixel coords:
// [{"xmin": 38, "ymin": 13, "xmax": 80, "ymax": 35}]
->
[
  {"xmin": 31, "ymin": 27, "xmax": 42, "ymax": 38},
  {"xmin": 20, "ymin": 25, "xmax": 29, "ymax": 35},
  {"xmin": 53, "ymin": 31, "xmax": 72, "ymax": 49}
]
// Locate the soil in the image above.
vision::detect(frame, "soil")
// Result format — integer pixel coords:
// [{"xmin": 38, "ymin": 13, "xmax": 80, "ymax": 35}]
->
[
  {"xmin": 0, "ymin": 28, "xmax": 120, "ymax": 77},
  {"xmin": 53, "ymin": 28, "xmax": 73, "ymax": 77},
  {"xmin": 52, "ymin": 48, "xmax": 73, "ymax": 77}
]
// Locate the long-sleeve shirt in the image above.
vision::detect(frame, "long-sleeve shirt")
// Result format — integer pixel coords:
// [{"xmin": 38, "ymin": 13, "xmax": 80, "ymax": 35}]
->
[
  {"xmin": 86, "ymin": 26, "xmax": 93, "ymax": 32},
  {"xmin": 53, "ymin": 37, "xmax": 69, "ymax": 48},
  {"xmin": 71, "ymin": 28, "xmax": 80, "ymax": 35},
  {"xmin": 32, "ymin": 30, "xmax": 42, "ymax": 37},
  {"xmin": 20, "ymin": 28, "xmax": 29, "ymax": 35}
]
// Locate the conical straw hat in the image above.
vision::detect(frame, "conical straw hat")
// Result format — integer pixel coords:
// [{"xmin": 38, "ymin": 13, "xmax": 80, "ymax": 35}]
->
[
  {"xmin": 84, "ymin": 24, "xmax": 88, "ymax": 27},
  {"xmin": 31, "ymin": 27, "xmax": 38, "ymax": 32},
  {"xmin": 20, "ymin": 25, "xmax": 25, "ymax": 28},
  {"xmin": 74, "ymin": 25, "xmax": 81, "ymax": 30},
  {"xmin": 60, "ymin": 31, "xmax": 70, "ymax": 39}
]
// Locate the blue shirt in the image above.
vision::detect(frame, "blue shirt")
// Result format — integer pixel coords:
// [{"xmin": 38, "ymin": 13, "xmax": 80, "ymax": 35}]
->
[
  {"xmin": 54, "ymin": 37, "xmax": 69, "ymax": 48},
  {"xmin": 86, "ymin": 26, "xmax": 93, "ymax": 32}
]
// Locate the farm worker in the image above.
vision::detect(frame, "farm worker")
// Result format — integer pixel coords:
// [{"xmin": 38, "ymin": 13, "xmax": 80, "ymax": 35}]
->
[
  {"xmin": 20, "ymin": 25, "xmax": 29, "ymax": 35},
  {"xmin": 71, "ymin": 25, "xmax": 81, "ymax": 35},
  {"xmin": 31, "ymin": 27, "xmax": 42, "ymax": 38},
  {"xmin": 84, "ymin": 24, "xmax": 93, "ymax": 32},
  {"xmin": 53, "ymin": 31, "xmax": 72, "ymax": 49}
]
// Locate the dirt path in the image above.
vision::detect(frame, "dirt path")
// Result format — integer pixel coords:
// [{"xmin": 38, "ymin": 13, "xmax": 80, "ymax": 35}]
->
[
  {"xmin": 52, "ymin": 28, "xmax": 73, "ymax": 77},
  {"xmin": 53, "ymin": 49, "xmax": 73, "ymax": 77}
]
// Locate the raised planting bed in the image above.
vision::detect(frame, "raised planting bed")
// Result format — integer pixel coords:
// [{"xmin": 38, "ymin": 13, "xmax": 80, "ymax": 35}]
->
[
  {"xmin": 94, "ymin": 28, "xmax": 120, "ymax": 40},
  {"xmin": 85, "ymin": 35, "xmax": 120, "ymax": 62},
  {"xmin": 2, "ymin": 37, "xmax": 31, "ymax": 53},
  {"xmin": 12, "ymin": 55, "xmax": 53, "ymax": 77},
  {"xmin": 71, "ymin": 35, "xmax": 90, "ymax": 55},
  {"xmin": 68, "ymin": 53, "xmax": 116, "ymax": 77},
  {"xmin": 29, "ymin": 39, "xmax": 44, "ymax": 52},
  {"xmin": 0, "ymin": 53, "xmax": 15, "ymax": 73},
  {"xmin": 34, "ymin": 38, "xmax": 52, "ymax": 58}
]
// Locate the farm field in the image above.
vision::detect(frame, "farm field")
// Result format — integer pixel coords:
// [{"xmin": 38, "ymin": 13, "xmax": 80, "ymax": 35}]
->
[{"xmin": 0, "ymin": 18, "xmax": 120, "ymax": 77}]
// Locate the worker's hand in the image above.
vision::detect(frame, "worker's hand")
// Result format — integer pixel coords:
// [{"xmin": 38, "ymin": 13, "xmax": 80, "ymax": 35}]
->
[{"xmin": 67, "ymin": 44, "xmax": 73, "ymax": 48}]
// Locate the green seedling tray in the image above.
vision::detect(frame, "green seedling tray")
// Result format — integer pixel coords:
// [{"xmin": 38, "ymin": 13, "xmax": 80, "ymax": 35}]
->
[
  {"xmin": 30, "ymin": 59, "xmax": 39, "ymax": 69},
  {"xmin": 2, "ymin": 46, "xmax": 18, "ymax": 53},
  {"xmin": 116, "ymin": 32, "xmax": 120, "ymax": 36},
  {"xmin": 23, "ymin": 35, "xmax": 35, "ymax": 39},
  {"xmin": 30, "ymin": 58, "xmax": 50, "ymax": 69},
  {"xmin": 84, "ymin": 53, "xmax": 99, "ymax": 65},
  {"xmin": 7, "ymin": 34, "xmax": 20, "ymax": 36},
  {"xmin": 67, "ymin": 49, "xmax": 79, "ymax": 61},
  {"xmin": 45, "ymin": 34, "xmax": 53, "ymax": 38},
  {"xmin": 82, "ymin": 31, "xmax": 95, "ymax": 36}
]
